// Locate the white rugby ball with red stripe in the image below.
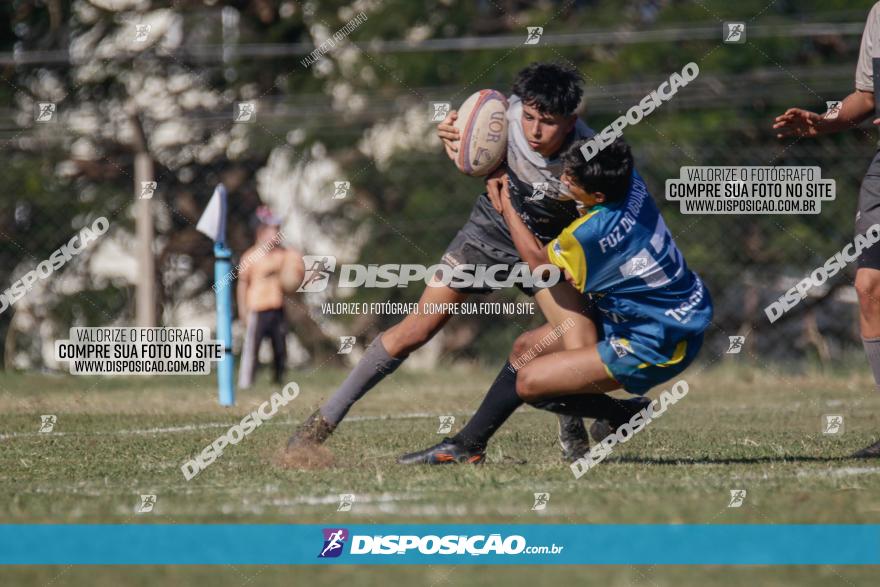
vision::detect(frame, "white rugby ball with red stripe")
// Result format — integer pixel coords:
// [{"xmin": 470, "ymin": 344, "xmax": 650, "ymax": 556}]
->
[{"xmin": 453, "ymin": 89, "xmax": 508, "ymax": 177}]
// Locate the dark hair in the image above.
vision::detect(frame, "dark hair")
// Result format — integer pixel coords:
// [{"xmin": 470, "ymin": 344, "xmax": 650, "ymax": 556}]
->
[
  {"xmin": 511, "ymin": 62, "xmax": 583, "ymax": 117},
  {"xmin": 562, "ymin": 138, "xmax": 634, "ymax": 203}
]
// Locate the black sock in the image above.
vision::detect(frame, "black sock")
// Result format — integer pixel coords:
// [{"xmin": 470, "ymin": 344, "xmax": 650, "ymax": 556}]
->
[
  {"xmin": 530, "ymin": 394, "xmax": 645, "ymax": 423},
  {"xmin": 453, "ymin": 362, "xmax": 522, "ymax": 450}
]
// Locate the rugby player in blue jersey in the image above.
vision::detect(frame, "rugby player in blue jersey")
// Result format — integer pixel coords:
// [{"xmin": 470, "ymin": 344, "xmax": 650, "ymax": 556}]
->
[
  {"xmin": 288, "ymin": 62, "xmax": 651, "ymax": 462},
  {"xmin": 399, "ymin": 138, "xmax": 713, "ymax": 464}
]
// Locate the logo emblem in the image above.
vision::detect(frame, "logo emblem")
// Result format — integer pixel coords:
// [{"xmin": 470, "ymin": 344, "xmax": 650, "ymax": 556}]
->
[
  {"xmin": 430, "ymin": 102, "xmax": 451, "ymax": 122},
  {"xmin": 620, "ymin": 254, "xmax": 655, "ymax": 279},
  {"xmin": 727, "ymin": 489, "xmax": 746, "ymax": 508},
  {"xmin": 318, "ymin": 528, "xmax": 349, "ymax": 558},
  {"xmin": 630, "ymin": 256, "xmax": 649, "ymax": 274},
  {"xmin": 337, "ymin": 336, "xmax": 356, "ymax": 355},
  {"xmin": 472, "ymin": 146, "xmax": 492, "ymax": 167},
  {"xmin": 528, "ymin": 182, "xmax": 548, "ymax": 202},
  {"xmin": 139, "ymin": 181, "xmax": 157, "ymax": 199},
  {"xmin": 525, "ymin": 27, "xmax": 543, "ymax": 45},
  {"xmin": 726, "ymin": 336, "xmax": 745, "ymax": 354},
  {"xmin": 723, "ymin": 22, "xmax": 746, "ymax": 43},
  {"xmin": 39, "ymin": 415, "xmax": 57, "ymax": 433},
  {"xmin": 337, "ymin": 494, "xmax": 355, "ymax": 512},
  {"xmin": 822, "ymin": 414, "xmax": 844, "ymax": 435},
  {"xmin": 824, "ymin": 101, "xmax": 843, "ymax": 120},
  {"xmin": 35, "ymin": 102, "xmax": 57, "ymax": 123},
  {"xmin": 531, "ymin": 492, "xmax": 550, "ymax": 511},
  {"xmin": 233, "ymin": 102, "xmax": 256, "ymax": 123},
  {"xmin": 137, "ymin": 494, "xmax": 157, "ymax": 513},
  {"xmin": 609, "ymin": 337, "xmax": 632, "ymax": 359},
  {"xmin": 437, "ymin": 416, "xmax": 455, "ymax": 434},
  {"xmin": 134, "ymin": 24, "xmax": 152, "ymax": 42},
  {"xmin": 298, "ymin": 256, "xmax": 337, "ymax": 292},
  {"xmin": 333, "ymin": 181, "xmax": 350, "ymax": 200}
]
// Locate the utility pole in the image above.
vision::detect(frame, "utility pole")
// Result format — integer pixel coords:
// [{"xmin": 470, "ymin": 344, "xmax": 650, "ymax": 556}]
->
[{"xmin": 129, "ymin": 109, "xmax": 156, "ymax": 327}]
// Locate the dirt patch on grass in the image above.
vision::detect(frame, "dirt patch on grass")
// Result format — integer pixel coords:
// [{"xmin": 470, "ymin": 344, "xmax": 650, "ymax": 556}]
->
[{"xmin": 273, "ymin": 443, "xmax": 336, "ymax": 470}]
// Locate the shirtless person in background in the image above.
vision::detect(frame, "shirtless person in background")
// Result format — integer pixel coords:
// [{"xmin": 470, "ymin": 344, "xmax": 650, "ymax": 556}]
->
[{"xmin": 237, "ymin": 206, "xmax": 305, "ymax": 388}]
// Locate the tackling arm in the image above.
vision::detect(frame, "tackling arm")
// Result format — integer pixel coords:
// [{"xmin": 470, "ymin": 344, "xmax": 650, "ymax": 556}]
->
[{"xmin": 498, "ymin": 176, "xmax": 551, "ymax": 271}]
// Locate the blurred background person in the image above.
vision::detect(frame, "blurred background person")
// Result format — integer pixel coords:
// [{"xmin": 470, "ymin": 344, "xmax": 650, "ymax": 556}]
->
[{"xmin": 237, "ymin": 206, "xmax": 304, "ymax": 389}]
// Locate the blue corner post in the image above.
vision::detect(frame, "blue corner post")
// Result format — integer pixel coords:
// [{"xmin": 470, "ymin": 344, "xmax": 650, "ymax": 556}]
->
[
  {"xmin": 214, "ymin": 240, "xmax": 235, "ymax": 406},
  {"xmin": 212, "ymin": 183, "xmax": 235, "ymax": 407}
]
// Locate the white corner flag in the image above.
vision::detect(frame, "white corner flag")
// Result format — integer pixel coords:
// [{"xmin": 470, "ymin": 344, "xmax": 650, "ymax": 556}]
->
[
  {"xmin": 197, "ymin": 183, "xmax": 234, "ymax": 406},
  {"xmin": 196, "ymin": 184, "xmax": 228, "ymax": 244}
]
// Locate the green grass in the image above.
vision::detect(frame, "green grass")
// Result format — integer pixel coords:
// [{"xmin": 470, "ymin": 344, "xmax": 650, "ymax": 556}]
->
[
  {"xmin": 2, "ymin": 566, "xmax": 880, "ymax": 587},
  {"xmin": 1, "ymin": 363, "xmax": 879, "ymax": 584}
]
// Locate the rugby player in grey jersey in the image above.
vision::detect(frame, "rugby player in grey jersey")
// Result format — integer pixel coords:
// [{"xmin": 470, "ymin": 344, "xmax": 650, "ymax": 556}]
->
[{"xmin": 287, "ymin": 62, "xmax": 647, "ymax": 462}]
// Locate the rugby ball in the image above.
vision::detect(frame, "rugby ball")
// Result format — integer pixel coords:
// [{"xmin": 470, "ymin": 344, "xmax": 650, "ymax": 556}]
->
[{"xmin": 453, "ymin": 89, "xmax": 508, "ymax": 176}]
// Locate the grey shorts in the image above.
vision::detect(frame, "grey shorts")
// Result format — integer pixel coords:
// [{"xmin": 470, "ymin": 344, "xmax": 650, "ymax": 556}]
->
[
  {"xmin": 857, "ymin": 150, "xmax": 880, "ymax": 270},
  {"xmin": 440, "ymin": 194, "xmax": 538, "ymax": 295}
]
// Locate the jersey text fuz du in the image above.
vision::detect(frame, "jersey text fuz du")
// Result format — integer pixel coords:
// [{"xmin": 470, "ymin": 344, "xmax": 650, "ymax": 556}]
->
[{"xmin": 547, "ymin": 171, "xmax": 713, "ymax": 350}]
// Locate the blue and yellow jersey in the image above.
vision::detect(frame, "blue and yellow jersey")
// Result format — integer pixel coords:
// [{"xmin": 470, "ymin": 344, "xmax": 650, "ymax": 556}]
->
[{"xmin": 546, "ymin": 171, "xmax": 713, "ymax": 350}]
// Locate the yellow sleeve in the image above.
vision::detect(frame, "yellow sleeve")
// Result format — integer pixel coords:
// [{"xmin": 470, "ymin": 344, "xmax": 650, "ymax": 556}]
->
[{"xmin": 546, "ymin": 226, "xmax": 587, "ymax": 292}]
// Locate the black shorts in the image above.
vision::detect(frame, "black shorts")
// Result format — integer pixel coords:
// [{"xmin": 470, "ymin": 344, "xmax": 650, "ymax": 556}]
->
[
  {"xmin": 857, "ymin": 150, "xmax": 880, "ymax": 270},
  {"xmin": 440, "ymin": 194, "xmax": 539, "ymax": 295}
]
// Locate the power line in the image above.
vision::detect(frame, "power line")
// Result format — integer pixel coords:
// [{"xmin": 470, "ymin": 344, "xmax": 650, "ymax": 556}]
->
[
  {"xmin": 0, "ymin": 64, "xmax": 856, "ymax": 137},
  {"xmin": 0, "ymin": 22, "xmax": 867, "ymax": 66}
]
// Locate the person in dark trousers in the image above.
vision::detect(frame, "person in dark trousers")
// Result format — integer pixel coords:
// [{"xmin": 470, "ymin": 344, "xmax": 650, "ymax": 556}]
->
[{"xmin": 237, "ymin": 206, "xmax": 303, "ymax": 388}]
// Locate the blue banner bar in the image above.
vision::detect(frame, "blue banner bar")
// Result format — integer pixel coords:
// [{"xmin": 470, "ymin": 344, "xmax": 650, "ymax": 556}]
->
[{"xmin": 1, "ymin": 525, "xmax": 877, "ymax": 565}]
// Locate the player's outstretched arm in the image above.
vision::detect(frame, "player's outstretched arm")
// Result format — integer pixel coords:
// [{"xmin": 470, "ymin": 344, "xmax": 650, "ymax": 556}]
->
[{"xmin": 773, "ymin": 90, "xmax": 875, "ymax": 138}]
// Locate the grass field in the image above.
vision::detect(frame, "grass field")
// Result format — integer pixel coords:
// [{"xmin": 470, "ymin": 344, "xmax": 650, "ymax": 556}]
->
[{"xmin": 1, "ymin": 360, "xmax": 879, "ymax": 585}]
